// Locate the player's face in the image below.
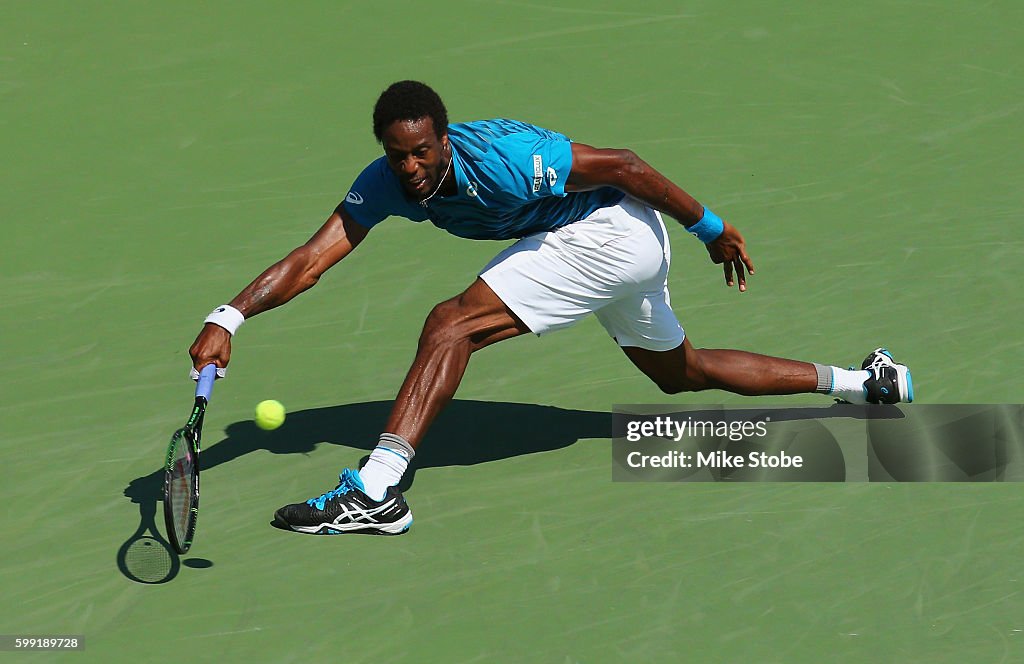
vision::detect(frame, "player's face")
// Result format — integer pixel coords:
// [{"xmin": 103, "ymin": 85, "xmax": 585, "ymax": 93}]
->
[{"xmin": 381, "ymin": 117, "xmax": 450, "ymax": 200}]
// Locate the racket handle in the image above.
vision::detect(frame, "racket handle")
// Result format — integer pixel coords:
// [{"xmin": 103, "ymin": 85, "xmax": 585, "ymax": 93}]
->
[{"xmin": 196, "ymin": 363, "xmax": 218, "ymax": 402}]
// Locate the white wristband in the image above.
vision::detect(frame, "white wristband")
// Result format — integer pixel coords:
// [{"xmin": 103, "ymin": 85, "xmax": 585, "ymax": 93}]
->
[{"xmin": 204, "ymin": 304, "xmax": 245, "ymax": 336}]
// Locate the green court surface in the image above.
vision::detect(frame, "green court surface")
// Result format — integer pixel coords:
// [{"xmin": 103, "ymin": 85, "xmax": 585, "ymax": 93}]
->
[{"xmin": 3, "ymin": 2, "xmax": 1023, "ymax": 661}]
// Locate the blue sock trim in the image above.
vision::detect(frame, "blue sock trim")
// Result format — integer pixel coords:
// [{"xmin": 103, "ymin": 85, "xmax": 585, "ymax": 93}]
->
[{"xmin": 376, "ymin": 446, "xmax": 409, "ymax": 461}]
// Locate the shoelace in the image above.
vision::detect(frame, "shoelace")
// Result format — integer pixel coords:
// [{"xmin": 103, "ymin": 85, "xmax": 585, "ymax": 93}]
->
[{"xmin": 306, "ymin": 469, "xmax": 360, "ymax": 510}]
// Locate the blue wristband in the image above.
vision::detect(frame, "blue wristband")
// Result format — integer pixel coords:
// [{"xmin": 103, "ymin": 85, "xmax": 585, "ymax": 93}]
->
[{"xmin": 687, "ymin": 207, "xmax": 724, "ymax": 243}]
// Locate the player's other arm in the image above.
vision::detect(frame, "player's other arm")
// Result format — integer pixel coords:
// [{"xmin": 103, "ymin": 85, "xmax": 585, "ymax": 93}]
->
[
  {"xmin": 565, "ymin": 143, "xmax": 753, "ymax": 290},
  {"xmin": 189, "ymin": 209, "xmax": 369, "ymax": 371}
]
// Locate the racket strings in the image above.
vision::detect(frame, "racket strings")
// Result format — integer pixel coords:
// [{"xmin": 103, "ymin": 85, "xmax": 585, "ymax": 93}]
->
[{"xmin": 170, "ymin": 447, "xmax": 195, "ymax": 540}]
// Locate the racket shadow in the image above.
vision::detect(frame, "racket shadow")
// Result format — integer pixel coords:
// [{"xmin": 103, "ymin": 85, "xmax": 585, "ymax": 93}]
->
[{"xmin": 118, "ymin": 472, "xmax": 181, "ymax": 584}]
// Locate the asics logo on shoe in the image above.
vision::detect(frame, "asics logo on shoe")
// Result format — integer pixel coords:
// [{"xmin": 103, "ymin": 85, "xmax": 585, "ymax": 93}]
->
[
  {"xmin": 329, "ymin": 497, "xmax": 400, "ymax": 525},
  {"xmin": 275, "ymin": 468, "xmax": 412, "ymax": 535}
]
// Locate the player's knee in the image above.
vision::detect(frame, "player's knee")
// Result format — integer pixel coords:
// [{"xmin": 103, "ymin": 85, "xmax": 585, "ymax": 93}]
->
[
  {"xmin": 651, "ymin": 348, "xmax": 710, "ymax": 394},
  {"xmin": 420, "ymin": 300, "xmax": 462, "ymax": 347},
  {"xmin": 419, "ymin": 297, "xmax": 482, "ymax": 351}
]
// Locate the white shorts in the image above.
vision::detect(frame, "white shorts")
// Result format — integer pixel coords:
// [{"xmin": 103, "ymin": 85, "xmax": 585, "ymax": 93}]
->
[{"xmin": 479, "ymin": 196, "xmax": 685, "ymax": 352}]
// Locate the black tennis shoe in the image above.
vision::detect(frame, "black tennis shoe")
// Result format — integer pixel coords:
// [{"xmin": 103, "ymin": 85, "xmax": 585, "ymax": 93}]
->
[
  {"xmin": 273, "ymin": 468, "xmax": 412, "ymax": 535},
  {"xmin": 861, "ymin": 348, "xmax": 914, "ymax": 404}
]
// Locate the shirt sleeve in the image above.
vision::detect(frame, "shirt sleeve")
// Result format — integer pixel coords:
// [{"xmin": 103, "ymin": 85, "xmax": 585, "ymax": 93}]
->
[
  {"xmin": 340, "ymin": 157, "xmax": 401, "ymax": 229},
  {"xmin": 481, "ymin": 131, "xmax": 572, "ymax": 204}
]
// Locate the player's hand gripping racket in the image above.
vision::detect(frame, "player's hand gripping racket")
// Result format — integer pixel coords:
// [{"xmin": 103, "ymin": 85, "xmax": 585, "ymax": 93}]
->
[{"xmin": 163, "ymin": 363, "xmax": 217, "ymax": 554}]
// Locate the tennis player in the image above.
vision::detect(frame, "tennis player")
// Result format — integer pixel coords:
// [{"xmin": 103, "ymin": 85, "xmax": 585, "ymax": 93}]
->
[{"xmin": 189, "ymin": 81, "xmax": 913, "ymax": 536}]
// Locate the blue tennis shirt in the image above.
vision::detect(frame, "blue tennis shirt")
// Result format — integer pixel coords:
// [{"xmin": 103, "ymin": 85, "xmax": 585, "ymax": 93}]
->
[{"xmin": 341, "ymin": 119, "xmax": 624, "ymax": 240}]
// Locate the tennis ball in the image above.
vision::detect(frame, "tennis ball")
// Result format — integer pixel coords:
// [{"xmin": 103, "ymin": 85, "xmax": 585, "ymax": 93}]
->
[{"xmin": 255, "ymin": 400, "xmax": 286, "ymax": 431}]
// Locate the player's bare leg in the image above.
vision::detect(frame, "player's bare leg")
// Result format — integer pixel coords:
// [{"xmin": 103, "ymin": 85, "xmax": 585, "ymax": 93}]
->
[
  {"xmin": 384, "ymin": 277, "xmax": 530, "ymax": 447},
  {"xmin": 273, "ymin": 278, "xmax": 528, "ymax": 534},
  {"xmin": 621, "ymin": 338, "xmax": 913, "ymax": 404},
  {"xmin": 355, "ymin": 277, "xmax": 528, "ymax": 499},
  {"xmin": 622, "ymin": 337, "xmax": 818, "ymax": 395}
]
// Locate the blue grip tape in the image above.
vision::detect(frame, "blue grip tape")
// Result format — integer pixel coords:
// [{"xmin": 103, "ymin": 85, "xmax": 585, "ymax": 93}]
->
[{"xmin": 196, "ymin": 363, "xmax": 218, "ymax": 402}]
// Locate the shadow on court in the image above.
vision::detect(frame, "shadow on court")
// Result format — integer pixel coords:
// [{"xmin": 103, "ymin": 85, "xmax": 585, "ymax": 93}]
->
[
  {"xmin": 123, "ymin": 400, "xmax": 912, "ymax": 516},
  {"xmin": 119, "ymin": 399, "xmax": 611, "ymax": 583},
  {"xmin": 125, "ymin": 399, "xmax": 610, "ymax": 502},
  {"xmin": 209, "ymin": 399, "xmax": 613, "ymax": 488},
  {"xmin": 118, "ymin": 400, "xmax": 916, "ymax": 583},
  {"xmin": 117, "ymin": 480, "xmax": 181, "ymax": 584}
]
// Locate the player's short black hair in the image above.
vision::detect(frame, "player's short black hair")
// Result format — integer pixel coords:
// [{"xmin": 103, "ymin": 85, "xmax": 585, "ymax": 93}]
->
[{"xmin": 373, "ymin": 80, "xmax": 448, "ymax": 142}]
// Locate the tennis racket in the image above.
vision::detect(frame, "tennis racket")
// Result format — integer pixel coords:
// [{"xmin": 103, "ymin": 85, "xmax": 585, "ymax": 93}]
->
[{"xmin": 163, "ymin": 363, "xmax": 217, "ymax": 554}]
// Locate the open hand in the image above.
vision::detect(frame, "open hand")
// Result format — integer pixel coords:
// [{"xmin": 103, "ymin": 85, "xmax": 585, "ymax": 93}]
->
[{"xmin": 704, "ymin": 221, "xmax": 755, "ymax": 292}]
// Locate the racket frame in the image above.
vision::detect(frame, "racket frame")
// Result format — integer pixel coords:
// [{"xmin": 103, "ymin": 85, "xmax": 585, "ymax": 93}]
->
[{"xmin": 163, "ymin": 364, "xmax": 216, "ymax": 554}]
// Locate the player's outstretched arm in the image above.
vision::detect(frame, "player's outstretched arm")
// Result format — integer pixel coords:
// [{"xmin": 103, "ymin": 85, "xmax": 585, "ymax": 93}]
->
[
  {"xmin": 566, "ymin": 143, "xmax": 754, "ymax": 291},
  {"xmin": 189, "ymin": 209, "xmax": 369, "ymax": 371}
]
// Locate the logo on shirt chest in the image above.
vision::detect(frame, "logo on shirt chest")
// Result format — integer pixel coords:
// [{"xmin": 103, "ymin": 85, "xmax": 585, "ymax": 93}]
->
[
  {"xmin": 466, "ymin": 181, "xmax": 479, "ymax": 197},
  {"xmin": 532, "ymin": 155, "xmax": 543, "ymax": 193}
]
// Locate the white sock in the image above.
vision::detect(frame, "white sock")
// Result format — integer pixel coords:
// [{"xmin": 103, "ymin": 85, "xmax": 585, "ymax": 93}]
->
[
  {"xmin": 829, "ymin": 367, "xmax": 871, "ymax": 404},
  {"xmin": 358, "ymin": 433, "xmax": 414, "ymax": 501}
]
